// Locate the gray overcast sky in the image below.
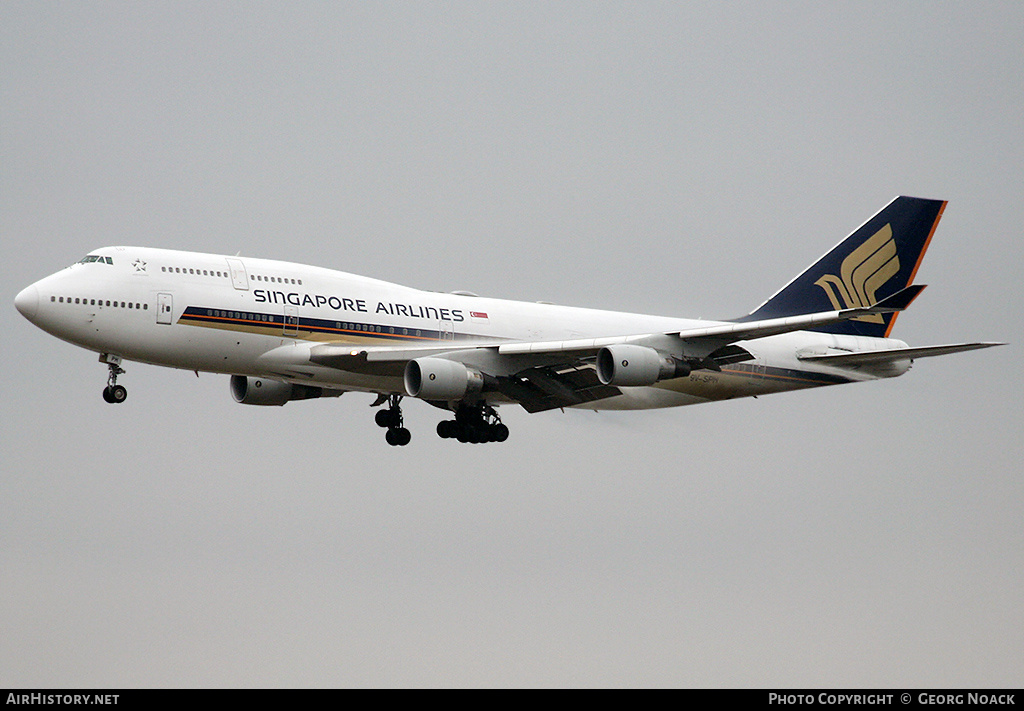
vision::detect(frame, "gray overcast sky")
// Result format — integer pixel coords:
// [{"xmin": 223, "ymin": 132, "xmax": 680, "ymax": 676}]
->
[{"xmin": 2, "ymin": 1, "xmax": 1021, "ymax": 687}]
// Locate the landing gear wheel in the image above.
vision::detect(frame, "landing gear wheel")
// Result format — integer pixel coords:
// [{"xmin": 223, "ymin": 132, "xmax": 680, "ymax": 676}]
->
[
  {"xmin": 100, "ymin": 356, "xmax": 128, "ymax": 404},
  {"xmin": 375, "ymin": 409, "xmax": 399, "ymax": 428},
  {"xmin": 385, "ymin": 427, "xmax": 411, "ymax": 446},
  {"xmin": 102, "ymin": 384, "xmax": 127, "ymax": 403},
  {"xmin": 441, "ymin": 403, "xmax": 508, "ymax": 444}
]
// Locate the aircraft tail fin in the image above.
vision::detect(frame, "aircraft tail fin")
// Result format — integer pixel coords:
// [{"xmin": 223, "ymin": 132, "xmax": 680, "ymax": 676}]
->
[{"xmin": 744, "ymin": 196, "xmax": 947, "ymax": 338}]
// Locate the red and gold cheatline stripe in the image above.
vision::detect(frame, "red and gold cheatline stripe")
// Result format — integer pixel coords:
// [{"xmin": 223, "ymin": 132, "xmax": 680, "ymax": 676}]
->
[{"xmin": 180, "ymin": 310, "xmax": 446, "ymax": 342}]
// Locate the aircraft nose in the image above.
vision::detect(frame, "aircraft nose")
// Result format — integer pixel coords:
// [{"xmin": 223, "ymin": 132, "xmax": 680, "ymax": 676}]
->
[{"xmin": 15, "ymin": 283, "xmax": 39, "ymax": 321}]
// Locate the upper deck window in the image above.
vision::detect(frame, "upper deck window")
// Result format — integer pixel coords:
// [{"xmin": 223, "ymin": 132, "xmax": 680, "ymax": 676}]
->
[{"xmin": 77, "ymin": 255, "xmax": 113, "ymax": 265}]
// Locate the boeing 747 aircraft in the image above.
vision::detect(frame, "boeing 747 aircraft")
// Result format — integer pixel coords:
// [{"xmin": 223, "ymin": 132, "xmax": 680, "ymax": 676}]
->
[{"xmin": 14, "ymin": 197, "xmax": 1002, "ymax": 446}]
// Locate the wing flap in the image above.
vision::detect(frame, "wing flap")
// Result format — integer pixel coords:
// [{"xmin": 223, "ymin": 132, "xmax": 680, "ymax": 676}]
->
[{"xmin": 496, "ymin": 363, "xmax": 621, "ymax": 413}]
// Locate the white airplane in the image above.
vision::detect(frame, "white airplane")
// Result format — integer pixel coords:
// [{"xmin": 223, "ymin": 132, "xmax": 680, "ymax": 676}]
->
[{"xmin": 15, "ymin": 196, "xmax": 1002, "ymax": 446}]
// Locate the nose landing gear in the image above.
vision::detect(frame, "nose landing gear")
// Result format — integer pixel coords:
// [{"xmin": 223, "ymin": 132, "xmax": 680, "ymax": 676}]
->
[
  {"xmin": 374, "ymin": 393, "xmax": 411, "ymax": 446},
  {"xmin": 100, "ymin": 354, "xmax": 127, "ymax": 404}
]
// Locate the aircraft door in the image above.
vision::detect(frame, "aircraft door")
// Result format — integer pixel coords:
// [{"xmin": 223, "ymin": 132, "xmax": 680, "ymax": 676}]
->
[
  {"xmin": 225, "ymin": 258, "xmax": 249, "ymax": 290},
  {"xmin": 439, "ymin": 318, "xmax": 455, "ymax": 340},
  {"xmin": 157, "ymin": 293, "xmax": 173, "ymax": 325},
  {"xmin": 283, "ymin": 306, "xmax": 299, "ymax": 336},
  {"xmin": 752, "ymin": 358, "xmax": 766, "ymax": 379},
  {"xmin": 749, "ymin": 351, "xmax": 767, "ymax": 393}
]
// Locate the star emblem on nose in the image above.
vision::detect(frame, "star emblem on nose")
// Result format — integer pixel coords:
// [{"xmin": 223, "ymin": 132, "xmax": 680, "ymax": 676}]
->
[{"xmin": 132, "ymin": 259, "xmax": 147, "ymax": 272}]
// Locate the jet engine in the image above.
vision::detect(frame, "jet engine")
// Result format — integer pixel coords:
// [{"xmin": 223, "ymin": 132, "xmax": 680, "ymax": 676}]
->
[
  {"xmin": 596, "ymin": 344, "xmax": 691, "ymax": 387},
  {"xmin": 230, "ymin": 375, "xmax": 333, "ymax": 406},
  {"xmin": 404, "ymin": 357, "xmax": 485, "ymax": 400}
]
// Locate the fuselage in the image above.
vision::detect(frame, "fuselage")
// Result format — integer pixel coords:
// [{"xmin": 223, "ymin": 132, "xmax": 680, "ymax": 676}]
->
[{"xmin": 15, "ymin": 246, "xmax": 908, "ymax": 411}]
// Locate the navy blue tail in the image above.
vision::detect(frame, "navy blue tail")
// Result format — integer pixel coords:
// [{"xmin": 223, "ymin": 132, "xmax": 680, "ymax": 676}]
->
[{"xmin": 744, "ymin": 196, "xmax": 946, "ymax": 338}]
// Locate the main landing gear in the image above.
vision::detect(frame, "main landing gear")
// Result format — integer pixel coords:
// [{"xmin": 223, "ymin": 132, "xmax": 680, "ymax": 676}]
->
[
  {"xmin": 100, "ymin": 354, "xmax": 127, "ymax": 404},
  {"xmin": 372, "ymin": 396, "xmax": 510, "ymax": 446},
  {"xmin": 374, "ymin": 393, "xmax": 411, "ymax": 446},
  {"xmin": 436, "ymin": 402, "xmax": 509, "ymax": 444}
]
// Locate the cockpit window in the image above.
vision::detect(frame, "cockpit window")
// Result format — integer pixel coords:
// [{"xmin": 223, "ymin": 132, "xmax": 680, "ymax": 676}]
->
[{"xmin": 77, "ymin": 255, "xmax": 113, "ymax": 265}]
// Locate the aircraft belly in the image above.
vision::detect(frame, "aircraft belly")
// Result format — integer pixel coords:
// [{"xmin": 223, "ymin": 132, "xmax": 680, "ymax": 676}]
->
[
  {"xmin": 664, "ymin": 370, "xmax": 760, "ymax": 401},
  {"xmin": 578, "ymin": 387, "xmax": 708, "ymax": 410},
  {"xmin": 590, "ymin": 365, "xmax": 833, "ymax": 411}
]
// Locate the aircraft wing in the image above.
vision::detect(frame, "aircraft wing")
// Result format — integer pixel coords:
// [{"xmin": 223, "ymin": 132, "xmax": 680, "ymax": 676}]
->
[
  {"xmin": 257, "ymin": 284, "xmax": 929, "ymax": 412},
  {"xmin": 797, "ymin": 341, "xmax": 1005, "ymax": 366},
  {"xmin": 256, "ymin": 341, "xmax": 620, "ymax": 412}
]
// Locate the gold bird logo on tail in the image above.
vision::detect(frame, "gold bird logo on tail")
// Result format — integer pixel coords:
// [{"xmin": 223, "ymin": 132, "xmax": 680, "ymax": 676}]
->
[{"xmin": 814, "ymin": 224, "xmax": 900, "ymax": 323}]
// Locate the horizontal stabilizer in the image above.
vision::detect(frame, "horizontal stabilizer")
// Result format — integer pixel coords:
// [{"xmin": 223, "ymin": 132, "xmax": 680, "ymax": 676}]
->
[
  {"xmin": 867, "ymin": 283, "xmax": 926, "ymax": 312},
  {"xmin": 798, "ymin": 341, "xmax": 1005, "ymax": 366}
]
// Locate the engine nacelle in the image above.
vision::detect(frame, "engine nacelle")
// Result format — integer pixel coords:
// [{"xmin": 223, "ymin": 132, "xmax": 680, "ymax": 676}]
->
[
  {"xmin": 230, "ymin": 375, "xmax": 329, "ymax": 406},
  {"xmin": 404, "ymin": 357, "xmax": 485, "ymax": 401},
  {"xmin": 596, "ymin": 344, "xmax": 691, "ymax": 387}
]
